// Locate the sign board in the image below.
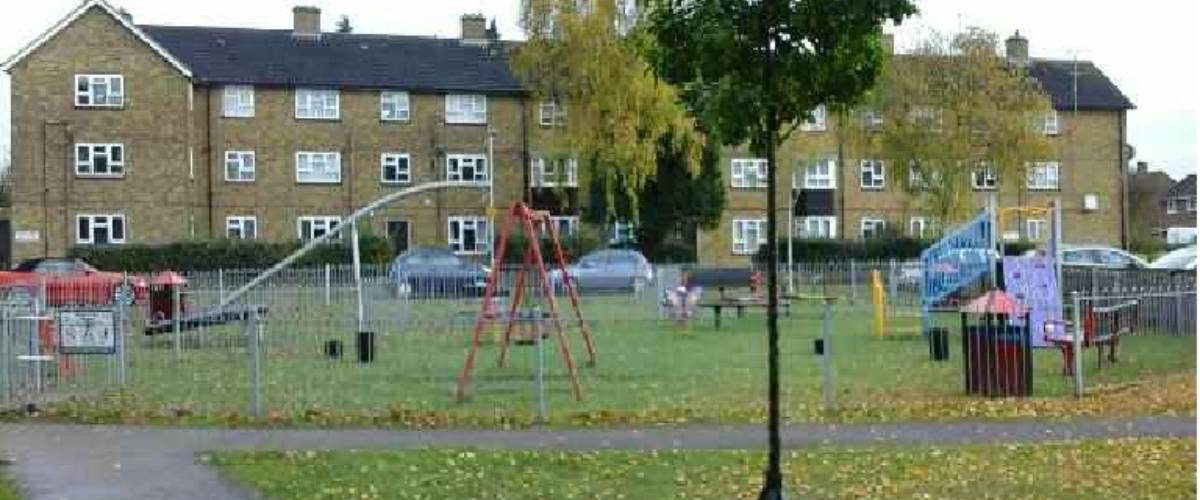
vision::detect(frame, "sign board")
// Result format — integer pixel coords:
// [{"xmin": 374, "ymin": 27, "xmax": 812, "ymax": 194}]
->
[
  {"xmin": 57, "ymin": 308, "xmax": 119, "ymax": 354},
  {"xmin": 1002, "ymin": 256, "xmax": 1060, "ymax": 348},
  {"xmin": 14, "ymin": 230, "xmax": 39, "ymax": 242}
]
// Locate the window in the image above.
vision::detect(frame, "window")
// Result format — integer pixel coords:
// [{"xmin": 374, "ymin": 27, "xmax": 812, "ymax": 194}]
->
[
  {"xmin": 1043, "ymin": 111, "xmax": 1059, "ymax": 135},
  {"xmin": 797, "ymin": 216, "xmax": 836, "ymax": 239},
  {"xmin": 909, "ymin": 106, "xmax": 942, "ymax": 131},
  {"xmin": 74, "ymin": 74, "xmax": 123, "ymax": 107},
  {"xmin": 860, "ymin": 108, "xmax": 884, "ymax": 131},
  {"xmin": 1026, "ymin": 161, "xmax": 1060, "ymax": 190},
  {"xmin": 732, "ymin": 218, "xmax": 767, "ymax": 254},
  {"xmin": 548, "ymin": 215, "xmax": 579, "ymax": 238},
  {"xmin": 75, "ymin": 143, "xmax": 125, "ymax": 176},
  {"xmin": 380, "ymin": 91, "xmax": 410, "ymax": 121},
  {"xmin": 448, "ymin": 216, "xmax": 489, "ymax": 254},
  {"xmin": 731, "ymin": 158, "xmax": 768, "ymax": 188},
  {"xmin": 803, "ymin": 156, "xmax": 837, "ymax": 189},
  {"xmin": 76, "ymin": 214, "xmax": 125, "ymax": 245},
  {"xmin": 531, "ymin": 157, "xmax": 578, "ymax": 187},
  {"xmin": 222, "ymin": 85, "xmax": 254, "ymax": 117},
  {"xmin": 972, "ymin": 163, "xmax": 997, "ymax": 190},
  {"xmin": 296, "ymin": 152, "xmax": 341, "ymax": 183},
  {"xmin": 859, "ymin": 159, "xmax": 885, "ymax": 190},
  {"xmin": 860, "ymin": 218, "xmax": 887, "ymax": 239},
  {"xmin": 1167, "ymin": 196, "xmax": 1196, "ymax": 214},
  {"xmin": 224, "ymin": 151, "xmax": 255, "ymax": 182},
  {"xmin": 1026, "ymin": 219, "xmax": 1047, "ymax": 241},
  {"xmin": 799, "ymin": 105, "xmax": 827, "ymax": 132},
  {"xmin": 610, "ymin": 221, "xmax": 636, "ymax": 245},
  {"xmin": 295, "ymin": 88, "xmax": 339, "ymax": 120},
  {"xmin": 447, "ymin": 154, "xmax": 488, "ymax": 182},
  {"xmin": 381, "ymin": 153, "xmax": 411, "ymax": 184},
  {"xmin": 226, "ymin": 216, "xmax": 257, "ymax": 239},
  {"xmin": 909, "ymin": 217, "xmax": 931, "ymax": 239},
  {"xmin": 445, "ymin": 94, "xmax": 487, "ymax": 124},
  {"xmin": 297, "ymin": 216, "xmax": 341, "ymax": 241},
  {"xmin": 539, "ymin": 100, "xmax": 566, "ymax": 127}
]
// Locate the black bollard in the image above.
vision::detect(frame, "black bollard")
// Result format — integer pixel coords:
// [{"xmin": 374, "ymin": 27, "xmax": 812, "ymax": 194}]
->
[{"xmin": 356, "ymin": 331, "xmax": 375, "ymax": 363}]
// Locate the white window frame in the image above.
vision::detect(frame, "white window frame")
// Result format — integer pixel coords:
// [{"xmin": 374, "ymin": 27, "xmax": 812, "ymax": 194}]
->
[
  {"xmin": 972, "ymin": 163, "xmax": 997, "ymax": 190},
  {"xmin": 74, "ymin": 74, "xmax": 124, "ymax": 107},
  {"xmin": 448, "ymin": 216, "xmax": 489, "ymax": 255},
  {"xmin": 731, "ymin": 158, "xmax": 769, "ymax": 188},
  {"xmin": 803, "ymin": 156, "xmax": 837, "ymax": 189},
  {"xmin": 75, "ymin": 143, "xmax": 125, "ymax": 177},
  {"xmin": 1026, "ymin": 161, "xmax": 1061, "ymax": 190},
  {"xmin": 548, "ymin": 215, "xmax": 579, "ymax": 238},
  {"xmin": 799, "ymin": 105, "xmax": 827, "ymax": 132},
  {"xmin": 909, "ymin": 217, "xmax": 931, "ymax": 239},
  {"xmin": 295, "ymin": 151, "xmax": 342, "ymax": 184},
  {"xmin": 732, "ymin": 218, "xmax": 767, "ymax": 255},
  {"xmin": 381, "ymin": 153, "xmax": 412, "ymax": 185},
  {"xmin": 862, "ymin": 109, "xmax": 884, "ymax": 131},
  {"xmin": 539, "ymin": 100, "xmax": 566, "ymax": 127},
  {"xmin": 222, "ymin": 85, "xmax": 255, "ymax": 118},
  {"xmin": 610, "ymin": 221, "xmax": 636, "ymax": 245},
  {"xmin": 531, "ymin": 157, "xmax": 578, "ymax": 187},
  {"xmin": 1026, "ymin": 219, "xmax": 1047, "ymax": 241},
  {"xmin": 225, "ymin": 216, "xmax": 257, "ymax": 240},
  {"xmin": 76, "ymin": 214, "xmax": 126, "ymax": 245},
  {"xmin": 295, "ymin": 88, "xmax": 340, "ymax": 120},
  {"xmin": 297, "ymin": 216, "xmax": 342, "ymax": 241},
  {"xmin": 797, "ymin": 216, "xmax": 837, "ymax": 239},
  {"xmin": 1043, "ymin": 111, "xmax": 1059, "ymax": 135},
  {"xmin": 860, "ymin": 217, "xmax": 887, "ymax": 239},
  {"xmin": 859, "ymin": 159, "xmax": 885, "ymax": 190},
  {"xmin": 445, "ymin": 94, "xmax": 487, "ymax": 124},
  {"xmin": 447, "ymin": 154, "xmax": 489, "ymax": 182},
  {"xmin": 380, "ymin": 91, "xmax": 410, "ymax": 122},
  {"xmin": 224, "ymin": 151, "xmax": 256, "ymax": 182}
]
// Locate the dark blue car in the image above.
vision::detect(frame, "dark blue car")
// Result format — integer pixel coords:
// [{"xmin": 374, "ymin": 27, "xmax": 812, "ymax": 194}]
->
[{"xmin": 388, "ymin": 246, "xmax": 491, "ymax": 298}]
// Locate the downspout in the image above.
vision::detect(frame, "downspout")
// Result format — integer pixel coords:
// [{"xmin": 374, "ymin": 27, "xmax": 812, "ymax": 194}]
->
[
  {"xmin": 206, "ymin": 84, "xmax": 216, "ymax": 236},
  {"xmin": 63, "ymin": 125, "xmax": 73, "ymax": 254},
  {"xmin": 837, "ymin": 130, "xmax": 846, "ymax": 240},
  {"xmin": 1118, "ymin": 110, "xmax": 1129, "ymax": 249}
]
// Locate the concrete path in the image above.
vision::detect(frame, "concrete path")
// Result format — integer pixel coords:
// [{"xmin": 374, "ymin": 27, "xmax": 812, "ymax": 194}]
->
[{"xmin": 1, "ymin": 417, "xmax": 1194, "ymax": 499}]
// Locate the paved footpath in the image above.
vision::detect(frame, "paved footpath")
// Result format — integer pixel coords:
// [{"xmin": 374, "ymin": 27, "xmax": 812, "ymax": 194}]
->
[{"xmin": 0, "ymin": 416, "xmax": 1193, "ymax": 500}]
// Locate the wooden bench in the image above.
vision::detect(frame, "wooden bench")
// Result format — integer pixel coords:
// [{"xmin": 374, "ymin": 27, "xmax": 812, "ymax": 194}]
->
[{"xmin": 687, "ymin": 268, "xmax": 788, "ymax": 329}]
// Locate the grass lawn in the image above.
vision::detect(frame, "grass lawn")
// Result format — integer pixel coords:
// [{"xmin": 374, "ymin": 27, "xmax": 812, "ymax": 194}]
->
[
  {"xmin": 31, "ymin": 290, "xmax": 1196, "ymax": 427},
  {"xmin": 210, "ymin": 438, "xmax": 1197, "ymax": 499},
  {"xmin": 0, "ymin": 473, "xmax": 21, "ymax": 500}
]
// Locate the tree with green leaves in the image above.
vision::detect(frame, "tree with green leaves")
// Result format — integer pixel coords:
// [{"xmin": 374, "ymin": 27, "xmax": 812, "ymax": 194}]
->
[
  {"xmin": 512, "ymin": 0, "xmax": 700, "ymax": 221},
  {"xmin": 640, "ymin": 1, "xmax": 916, "ymax": 497},
  {"xmin": 850, "ymin": 27, "xmax": 1053, "ymax": 229}
]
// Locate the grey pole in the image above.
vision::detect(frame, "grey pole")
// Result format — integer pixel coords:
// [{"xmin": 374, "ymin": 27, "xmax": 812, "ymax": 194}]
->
[
  {"xmin": 117, "ymin": 274, "xmax": 128, "ymax": 386},
  {"xmin": 787, "ymin": 173, "xmax": 795, "ymax": 294},
  {"xmin": 534, "ymin": 307, "xmax": 547, "ymax": 424},
  {"xmin": 821, "ymin": 297, "xmax": 835, "ymax": 411},
  {"xmin": 217, "ymin": 268, "xmax": 225, "ymax": 304},
  {"xmin": 324, "ymin": 264, "xmax": 332, "ymax": 306},
  {"xmin": 351, "ymin": 220, "xmax": 365, "ymax": 333},
  {"xmin": 172, "ymin": 284, "xmax": 182, "ymax": 360},
  {"xmin": 1071, "ymin": 291, "xmax": 1083, "ymax": 398},
  {"xmin": 248, "ymin": 312, "xmax": 264, "ymax": 418}
]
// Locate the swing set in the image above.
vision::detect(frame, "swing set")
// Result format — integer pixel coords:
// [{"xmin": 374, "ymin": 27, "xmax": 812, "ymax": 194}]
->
[{"xmin": 455, "ymin": 202, "xmax": 596, "ymax": 402}]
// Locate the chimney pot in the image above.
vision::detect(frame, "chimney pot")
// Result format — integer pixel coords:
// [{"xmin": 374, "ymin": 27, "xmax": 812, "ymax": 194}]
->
[
  {"xmin": 460, "ymin": 13, "xmax": 488, "ymax": 44},
  {"xmin": 293, "ymin": 6, "xmax": 321, "ymax": 39},
  {"xmin": 1005, "ymin": 30, "xmax": 1029, "ymax": 68}
]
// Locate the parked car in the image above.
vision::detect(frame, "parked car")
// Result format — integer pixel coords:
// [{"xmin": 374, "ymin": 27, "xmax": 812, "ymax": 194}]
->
[
  {"xmin": 1059, "ymin": 246, "xmax": 1148, "ymax": 269},
  {"xmin": 551, "ymin": 249, "xmax": 654, "ymax": 293},
  {"xmin": 1149, "ymin": 245, "xmax": 1197, "ymax": 271},
  {"xmin": 387, "ymin": 246, "xmax": 490, "ymax": 298},
  {"xmin": 0, "ymin": 258, "xmax": 148, "ymax": 306}
]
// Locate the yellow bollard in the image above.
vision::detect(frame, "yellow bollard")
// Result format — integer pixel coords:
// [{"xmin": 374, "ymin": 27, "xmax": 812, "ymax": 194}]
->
[{"xmin": 871, "ymin": 270, "xmax": 886, "ymax": 338}]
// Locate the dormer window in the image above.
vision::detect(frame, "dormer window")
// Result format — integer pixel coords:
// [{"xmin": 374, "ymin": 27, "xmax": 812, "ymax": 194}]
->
[{"xmin": 75, "ymin": 75, "xmax": 124, "ymax": 107}]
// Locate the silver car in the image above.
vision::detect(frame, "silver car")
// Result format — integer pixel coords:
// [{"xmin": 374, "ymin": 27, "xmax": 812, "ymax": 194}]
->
[
  {"xmin": 1060, "ymin": 246, "xmax": 1148, "ymax": 269},
  {"xmin": 1149, "ymin": 245, "xmax": 1196, "ymax": 271},
  {"xmin": 552, "ymin": 249, "xmax": 654, "ymax": 292}
]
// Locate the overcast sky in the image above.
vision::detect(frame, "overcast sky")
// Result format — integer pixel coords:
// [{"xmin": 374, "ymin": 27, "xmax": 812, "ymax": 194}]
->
[{"xmin": 1, "ymin": 0, "xmax": 1196, "ymax": 179}]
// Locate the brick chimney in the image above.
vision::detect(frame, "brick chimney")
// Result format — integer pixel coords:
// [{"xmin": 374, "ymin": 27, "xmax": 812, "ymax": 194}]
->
[
  {"xmin": 1136, "ymin": 161, "xmax": 1149, "ymax": 174},
  {"xmin": 293, "ymin": 6, "xmax": 321, "ymax": 39},
  {"xmin": 460, "ymin": 14, "xmax": 488, "ymax": 43},
  {"xmin": 1005, "ymin": 31, "xmax": 1029, "ymax": 68}
]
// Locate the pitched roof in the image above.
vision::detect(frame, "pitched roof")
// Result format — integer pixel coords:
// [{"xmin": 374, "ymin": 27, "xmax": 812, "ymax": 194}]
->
[
  {"xmin": 2, "ymin": 0, "xmax": 191, "ymax": 77},
  {"xmin": 138, "ymin": 25, "xmax": 525, "ymax": 94},
  {"xmin": 1167, "ymin": 174, "xmax": 1197, "ymax": 198},
  {"xmin": 1026, "ymin": 59, "xmax": 1134, "ymax": 111}
]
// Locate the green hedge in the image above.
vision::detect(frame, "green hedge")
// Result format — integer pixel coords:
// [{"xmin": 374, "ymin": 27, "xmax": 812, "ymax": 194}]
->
[
  {"xmin": 755, "ymin": 238, "xmax": 1036, "ymax": 263},
  {"xmin": 68, "ymin": 236, "xmax": 393, "ymax": 272},
  {"xmin": 495, "ymin": 231, "xmax": 602, "ymax": 264}
]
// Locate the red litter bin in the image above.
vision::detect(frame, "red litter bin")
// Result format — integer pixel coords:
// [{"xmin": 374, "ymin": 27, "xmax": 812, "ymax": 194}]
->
[
  {"xmin": 149, "ymin": 271, "xmax": 188, "ymax": 324},
  {"xmin": 959, "ymin": 290, "xmax": 1033, "ymax": 397}
]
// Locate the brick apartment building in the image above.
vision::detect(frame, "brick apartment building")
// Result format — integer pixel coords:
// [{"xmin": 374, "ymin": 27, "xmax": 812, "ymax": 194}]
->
[
  {"xmin": 5, "ymin": 1, "xmax": 1135, "ymax": 265},
  {"xmin": 697, "ymin": 32, "xmax": 1135, "ymax": 264}
]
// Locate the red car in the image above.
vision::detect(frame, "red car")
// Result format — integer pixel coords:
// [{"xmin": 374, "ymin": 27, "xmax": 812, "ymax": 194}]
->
[{"xmin": 0, "ymin": 258, "xmax": 148, "ymax": 306}]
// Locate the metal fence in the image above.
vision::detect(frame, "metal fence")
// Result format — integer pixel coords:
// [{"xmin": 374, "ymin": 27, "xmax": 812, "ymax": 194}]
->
[{"xmin": 0, "ymin": 261, "xmax": 1191, "ymax": 419}]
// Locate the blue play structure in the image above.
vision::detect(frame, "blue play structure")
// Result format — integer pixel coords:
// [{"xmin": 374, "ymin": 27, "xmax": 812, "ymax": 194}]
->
[{"xmin": 919, "ymin": 210, "xmax": 995, "ymax": 334}]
